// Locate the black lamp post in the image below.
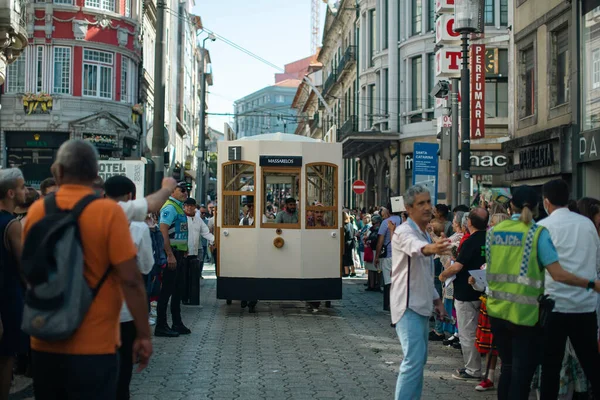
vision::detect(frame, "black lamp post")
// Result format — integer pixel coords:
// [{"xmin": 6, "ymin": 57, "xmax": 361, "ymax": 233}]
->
[{"xmin": 454, "ymin": 0, "xmax": 483, "ymax": 207}]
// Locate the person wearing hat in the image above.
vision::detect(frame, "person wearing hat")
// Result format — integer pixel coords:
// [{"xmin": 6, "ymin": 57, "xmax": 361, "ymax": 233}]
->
[
  {"xmin": 157, "ymin": 181, "xmax": 191, "ymax": 337},
  {"xmin": 485, "ymin": 185, "xmax": 600, "ymax": 400}
]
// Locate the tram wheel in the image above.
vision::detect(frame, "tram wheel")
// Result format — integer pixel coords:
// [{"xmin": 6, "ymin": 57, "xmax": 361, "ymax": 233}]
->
[
  {"xmin": 325, "ymin": 301, "xmax": 332, "ymax": 308},
  {"xmin": 226, "ymin": 299, "xmax": 232, "ymax": 305}
]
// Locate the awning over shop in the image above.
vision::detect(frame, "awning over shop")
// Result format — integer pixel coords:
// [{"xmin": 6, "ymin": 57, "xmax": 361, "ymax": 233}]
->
[{"xmin": 338, "ymin": 132, "xmax": 400, "ymax": 158}]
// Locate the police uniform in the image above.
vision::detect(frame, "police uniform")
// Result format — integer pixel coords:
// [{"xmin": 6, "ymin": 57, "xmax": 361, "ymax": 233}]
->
[{"xmin": 485, "ymin": 186, "xmax": 559, "ymax": 400}]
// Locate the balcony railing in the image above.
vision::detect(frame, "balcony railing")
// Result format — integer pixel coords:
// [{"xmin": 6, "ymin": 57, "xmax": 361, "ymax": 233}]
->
[
  {"xmin": 322, "ymin": 72, "xmax": 337, "ymax": 97},
  {"xmin": 336, "ymin": 45, "xmax": 356, "ymax": 78},
  {"xmin": 309, "ymin": 112, "xmax": 319, "ymax": 131},
  {"xmin": 337, "ymin": 115, "xmax": 358, "ymax": 142}
]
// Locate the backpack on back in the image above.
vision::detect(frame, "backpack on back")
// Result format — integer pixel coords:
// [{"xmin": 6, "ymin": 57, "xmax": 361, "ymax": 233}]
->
[{"xmin": 21, "ymin": 194, "xmax": 108, "ymax": 341}]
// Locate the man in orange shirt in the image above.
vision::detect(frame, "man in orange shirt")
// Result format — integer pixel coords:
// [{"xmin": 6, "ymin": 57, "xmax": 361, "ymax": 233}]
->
[{"xmin": 23, "ymin": 140, "xmax": 152, "ymax": 400}]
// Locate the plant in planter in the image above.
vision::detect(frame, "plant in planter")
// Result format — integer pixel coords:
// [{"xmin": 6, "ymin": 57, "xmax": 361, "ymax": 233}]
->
[{"xmin": 22, "ymin": 92, "xmax": 53, "ymax": 114}]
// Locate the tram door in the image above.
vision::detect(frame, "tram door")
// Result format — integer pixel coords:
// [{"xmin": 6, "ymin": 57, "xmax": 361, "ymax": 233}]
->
[{"xmin": 301, "ymin": 162, "xmax": 342, "ymax": 281}]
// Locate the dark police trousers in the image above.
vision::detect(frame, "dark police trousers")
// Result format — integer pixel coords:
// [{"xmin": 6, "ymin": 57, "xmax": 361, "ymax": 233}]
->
[{"xmin": 157, "ymin": 249, "xmax": 185, "ymax": 327}]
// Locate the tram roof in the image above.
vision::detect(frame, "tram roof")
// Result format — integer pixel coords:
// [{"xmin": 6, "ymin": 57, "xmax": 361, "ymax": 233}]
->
[{"xmin": 235, "ymin": 133, "xmax": 322, "ymax": 143}]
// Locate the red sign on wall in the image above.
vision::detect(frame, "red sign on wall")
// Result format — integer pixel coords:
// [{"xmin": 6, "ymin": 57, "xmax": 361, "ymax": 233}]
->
[{"xmin": 470, "ymin": 44, "xmax": 486, "ymax": 139}]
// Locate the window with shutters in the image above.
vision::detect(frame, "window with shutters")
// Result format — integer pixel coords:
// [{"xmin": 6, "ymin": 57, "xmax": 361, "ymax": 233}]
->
[{"xmin": 553, "ymin": 27, "xmax": 569, "ymax": 106}]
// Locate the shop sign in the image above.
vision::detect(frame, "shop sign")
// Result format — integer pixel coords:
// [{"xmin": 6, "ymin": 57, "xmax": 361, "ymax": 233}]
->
[
  {"xmin": 470, "ymin": 44, "xmax": 486, "ymax": 139},
  {"xmin": 579, "ymin": 130, "xmax": 600, "ymax": 162},
  {"xmin": 519, "ymin": 143, "xmax": 555, "ymax": 170},
  {"xmin": 435, "ymin": 14, "xmax": 461, "ymax": 44},
  {"xmin": 405, "ymin": 154, "xmax": 413, "ymax": 170},
  {"xmin": 5, "ymin": 132, "xmax": 70, "ymax": 148},
  {"xmin": 461, "ymin": 152, "xmax": 507, "ymax": 175},
  {"xmin": 412, "ymin": 143, "xmax": 440, "ymax": 205},
  {"xmin": 435, "ymin": 48, "xmax": 462, "ymax": 78}
]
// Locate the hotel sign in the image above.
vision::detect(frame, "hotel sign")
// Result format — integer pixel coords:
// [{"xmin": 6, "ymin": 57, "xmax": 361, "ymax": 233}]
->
[{"xmin": 435, "ymin": 48, "xmax": 462, "ymax": 78}]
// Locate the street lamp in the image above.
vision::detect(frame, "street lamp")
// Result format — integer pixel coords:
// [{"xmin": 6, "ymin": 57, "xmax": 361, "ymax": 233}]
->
[
  {"xmin": 195, "ymin": 32, "xmax": 216, "ymax": 205},
  {"xmin": 454, "ymin": 0, "xmax": 483, "ymax": 207}
]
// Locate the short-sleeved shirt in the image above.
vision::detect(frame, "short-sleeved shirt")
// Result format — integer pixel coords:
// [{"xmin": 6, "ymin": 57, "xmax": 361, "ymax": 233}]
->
[
  {"xmin": 454, "ymin": 230, "xmax": 487, "ymax": 302},
  {"xmin": 160, "ymin": 198, "xmax": 188, "ymax": 250},
  {"xmin": 23, "ymin": 184, "xmax": 137, "ymax": 355},
  {"xmin": 275, "ymin": 210, "xmax": 298, "ymax": 224},
  {"xmin": 378, "ymin": 216, "xmax": 402, "ymax": 257},
  {"xmin": 509, "ymin": 214, "xmax": 560, "ymax": 268},
  {"xmin": 119, "ymin": 198, "xmax": 148, "ymax": 222}
]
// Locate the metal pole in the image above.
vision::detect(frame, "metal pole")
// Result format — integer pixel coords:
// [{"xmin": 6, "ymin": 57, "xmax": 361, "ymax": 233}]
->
[
  {"xmin": 196, "ymin": 45, "xmax": 207, "ymax": 204},
  {"xmin": 151, "ymin": 0, "xmax": 167, "ymax": 191},
  {"xmin": 460, "ymin": 32, "xmax": 471, "ymax": 207},
  {"xmin": 451, "ymin": 78, "xmax": 459, "ymax": 208}
]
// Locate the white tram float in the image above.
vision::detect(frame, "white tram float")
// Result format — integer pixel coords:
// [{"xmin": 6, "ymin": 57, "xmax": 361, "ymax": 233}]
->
[{"xmin": 215, "ymin": 133, "xmax": 343, "ymax": 309}]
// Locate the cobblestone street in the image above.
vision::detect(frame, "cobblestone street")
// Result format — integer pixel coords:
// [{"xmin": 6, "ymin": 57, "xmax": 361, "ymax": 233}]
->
[{"xmin": 10, "ymin": 264, "xmax": 498, "ymax": 400}]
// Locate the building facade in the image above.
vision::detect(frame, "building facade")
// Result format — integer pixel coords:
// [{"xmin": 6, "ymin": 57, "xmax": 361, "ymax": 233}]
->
[
  {"xmin": 292, "ymin": 63, "xmax": 324, "ymax": 141},
  {"xmin": 1, "ymin": 0, "xmax": 143, "ymax": 187},
  {"xmin": 578, "ymin": 0, "xmax": 600, "ymax": 199},
  {"xmin": 234, "ymin": 80, "xmax": 301, "ymax": 138},
  {"xmin": 0, "ymin": 0, "xmax": 28, "ymax": 84},
  {"xmin": 503, "ymin": 0, "xmax": 573, "ymax": 195},
  {"xmin": 0, "ymin": 0, "xmax": 210, "ymax": 191},
  {"xmin": 312, "ymin": 0, "xmax": 511, "ymax": 209}
]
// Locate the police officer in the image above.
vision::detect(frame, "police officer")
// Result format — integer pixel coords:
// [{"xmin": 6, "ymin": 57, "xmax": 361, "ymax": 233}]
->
[
  {"xmin": 156, "ymin": 182, "xmax": 191, "ymax": 337},
  {"xmin": 485, "ymin": 185, "xmax": 600, "ymax": 400}
]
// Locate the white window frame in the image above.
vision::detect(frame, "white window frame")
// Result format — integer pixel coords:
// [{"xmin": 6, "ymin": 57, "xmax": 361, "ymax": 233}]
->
[
  {"xmin": 83, "ymin": 49, "xmax": 113, "ymax": 99},
  {"xmin": 6, "ymin": 52, "xmax": 26, "ymax": 93},
  {"xmin": 36, "ymin": 46, "xmax": 45, "ymax": 93},
  {"xmin": 124, "ymin": 0, "xmax": 131, "ymax": 17},
  {"xmin": 54, "ymin": 0, "xmax": 73, "ymax": 4},
  {"xmin": 84, "ymin": 0, "xmax": 114, "ymax": 12},
  {"xmin": 52, "ymin": 46, "xmax": 72, "ymax": 94},
  {"xmin": 593, "ymin": 49, "xmax": 600, "ymax": 89}
]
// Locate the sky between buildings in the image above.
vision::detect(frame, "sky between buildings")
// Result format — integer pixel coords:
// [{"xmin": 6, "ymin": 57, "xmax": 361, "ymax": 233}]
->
[{"xmin": 192, "ymin": 0, "xmax": 328, "ymax": 132}]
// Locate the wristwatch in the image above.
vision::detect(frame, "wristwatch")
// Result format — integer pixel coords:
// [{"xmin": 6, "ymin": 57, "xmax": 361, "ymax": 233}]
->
[{"xmin": 587, "ymin": 280, "xmax": 596, "ymax": 291}]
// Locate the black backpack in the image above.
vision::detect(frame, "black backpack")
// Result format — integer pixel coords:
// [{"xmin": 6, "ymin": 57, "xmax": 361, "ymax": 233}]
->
[
  {"xmin": 21, "ymin": 194, "xmax": 108, "ymax": 341},
  {"xmin": 368, "ymin": 226, "xmax": 387, "ymax": 258}
]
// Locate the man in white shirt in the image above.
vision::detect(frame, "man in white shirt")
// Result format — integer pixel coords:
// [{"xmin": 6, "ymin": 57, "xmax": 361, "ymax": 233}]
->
[
  {"xmin": 104, "ymin": 176, "xmax": 155, "ymax": 400},
  {"xmin": 239, "ymin": 202, "xmax": 255, "ymax": 226},
  {"xmin": 538, "ymin": 179, "xmax": 600, "ymax": 399},
  {"xmin": 95, "ymin": 176, "xmax": 178, "ymax": 222},
  {"xmin": 183, "ymin": 198, "xmax": 215, "ymax": 304},
  {"xmin": 390, "ymin": 185, "xmax": 451, "ymax": 400}
]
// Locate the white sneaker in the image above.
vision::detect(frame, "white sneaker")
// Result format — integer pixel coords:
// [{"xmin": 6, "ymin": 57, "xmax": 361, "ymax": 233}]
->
[
  {"xmin": 148, "ymin": 317, "xmax": 156, "ymax": 326},
  {"xmin": 150, "ymin": 308, "xmax": 157, "ymax": 317}
]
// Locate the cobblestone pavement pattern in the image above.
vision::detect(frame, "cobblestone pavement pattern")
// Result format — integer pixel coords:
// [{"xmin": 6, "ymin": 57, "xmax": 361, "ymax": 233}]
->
[{"xmin": 10, "ymin": 264, "xmax": 498, "ymax": 400}]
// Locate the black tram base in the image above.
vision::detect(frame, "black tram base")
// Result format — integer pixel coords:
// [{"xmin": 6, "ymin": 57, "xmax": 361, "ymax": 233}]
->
[{"xmin": 217, "ymin": 277, "xmax": 342, "ymax": 301}]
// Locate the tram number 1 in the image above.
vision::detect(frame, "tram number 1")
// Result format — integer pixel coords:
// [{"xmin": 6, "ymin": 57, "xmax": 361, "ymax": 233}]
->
[{"xmin": 228, "ymin": 146, "xmax": 242, "ymax": 161}]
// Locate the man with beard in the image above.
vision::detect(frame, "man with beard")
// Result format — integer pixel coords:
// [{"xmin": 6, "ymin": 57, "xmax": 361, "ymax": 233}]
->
[
  {"xmin": 0, "ymin": 169, "xmax": 27, "ymax": 400},
  {"xmin": 275, "ymin": 197, "xmax": 298, "ymax": 224}
]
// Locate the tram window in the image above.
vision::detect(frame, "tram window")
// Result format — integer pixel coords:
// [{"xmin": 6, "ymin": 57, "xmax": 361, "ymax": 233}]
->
[
  {"xmin": 261, "ymin": 168, "xmax": 301, "ymax": 228},
  {"xmin": 306, "ymin": 164, "xmax": 337, "ymax": 229},
  {"xmin": 221, "ymin": 162, "xmax": 255, "ymax": 227}
]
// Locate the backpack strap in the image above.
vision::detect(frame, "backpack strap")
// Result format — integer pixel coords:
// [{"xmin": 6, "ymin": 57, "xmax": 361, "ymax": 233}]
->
[
  {"xmin": 70, "ymin": 194, "xmax": 100, "ymax": 219},
  {"xmin": 70, "ymin": 194, "xmax": 109, "ymax": 297},
  {"xmin": 44, "ymin": 193, "xmax": 60, "ymax": 215}
]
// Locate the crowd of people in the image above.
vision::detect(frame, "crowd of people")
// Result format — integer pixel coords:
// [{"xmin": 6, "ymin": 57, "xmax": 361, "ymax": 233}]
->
[
  {"xmin": 0, "ymin": 139, "xmax": 218, "ymax": 399},
  {"xmin": 386, "ymin": 181, "xmax": 600, "ymax": 400}
]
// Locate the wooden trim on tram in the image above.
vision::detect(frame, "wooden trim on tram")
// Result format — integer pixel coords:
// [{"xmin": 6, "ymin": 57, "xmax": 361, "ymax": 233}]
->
[
  {"xmin": 221, "ymin": 161, "xmax": 256, "ymax": 229},
  {"xmin": 305, "ymin": 163, "xmax": 338, "ymax": 229},
  {"xmin": 259, "ymin": 166, "xmax": 302, "ymax": 229}
]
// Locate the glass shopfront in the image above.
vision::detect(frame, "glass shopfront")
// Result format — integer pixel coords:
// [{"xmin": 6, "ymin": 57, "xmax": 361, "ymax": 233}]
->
[
  {"xmin": 5, "ymin": 132, "xmax": 70, "ymax": 189},
  {"xmin": 581, "ymin": 2, "xmax": 600, "ymax": 197}
]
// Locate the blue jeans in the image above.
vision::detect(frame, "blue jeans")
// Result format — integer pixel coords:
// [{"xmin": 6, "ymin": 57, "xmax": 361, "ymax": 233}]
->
[{"xmin": 395, "ymin": 308, "xmax": 429, "ymax": 400}]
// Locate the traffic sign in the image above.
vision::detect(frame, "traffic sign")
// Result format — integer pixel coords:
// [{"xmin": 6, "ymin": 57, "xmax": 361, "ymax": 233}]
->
[{"xmin": 352, "ymin": 180, "xmax": 367, "ymax": 195}]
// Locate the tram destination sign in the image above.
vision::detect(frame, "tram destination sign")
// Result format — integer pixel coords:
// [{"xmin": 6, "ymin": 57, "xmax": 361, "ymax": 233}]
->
[{"xmin": 259, "ymin": 156, "xmax": 302, "ymax": 167}]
